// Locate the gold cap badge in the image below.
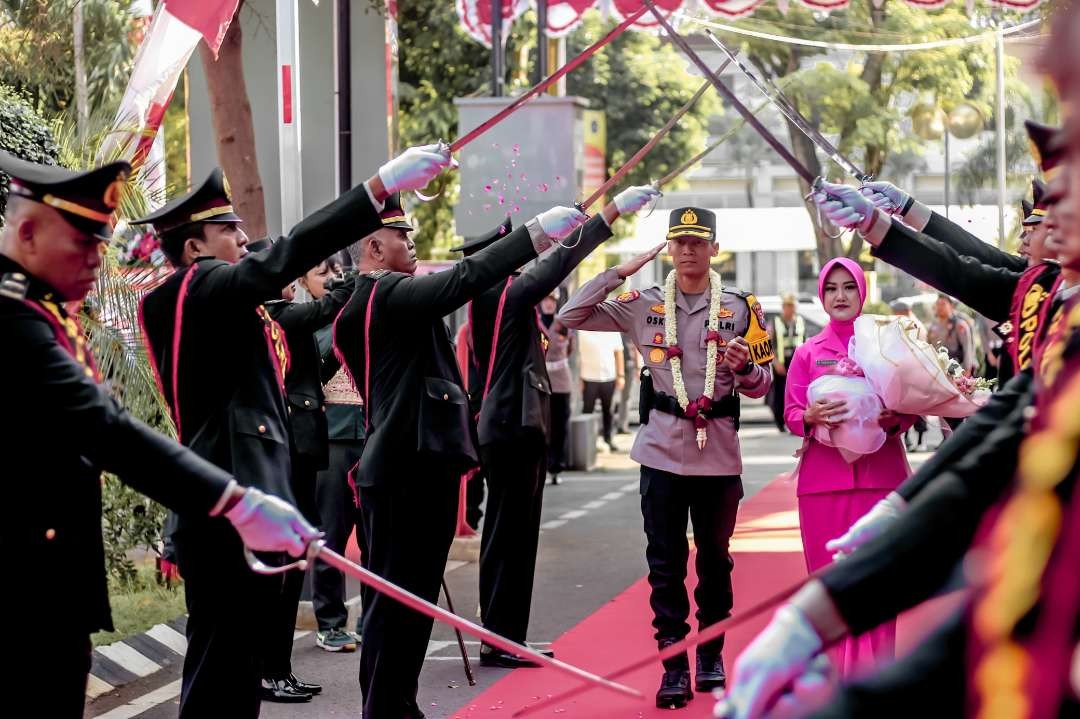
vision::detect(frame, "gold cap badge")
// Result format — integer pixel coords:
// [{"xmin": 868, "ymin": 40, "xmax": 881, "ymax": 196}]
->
[{"xmin": 681, "ymin": 209, "xmax": 698, "ymax": 225}]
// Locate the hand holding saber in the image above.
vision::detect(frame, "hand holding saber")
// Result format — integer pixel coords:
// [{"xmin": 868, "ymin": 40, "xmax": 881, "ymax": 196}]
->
[{"xmin": 244, "ymin": 542, "xmax": 644, "ymax": 702}]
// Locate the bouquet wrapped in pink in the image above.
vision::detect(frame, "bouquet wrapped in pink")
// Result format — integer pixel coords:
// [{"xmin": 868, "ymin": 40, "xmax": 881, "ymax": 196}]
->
[
  {"xmin": 806, "ymin": 369, "xmax": 886, "ymax": 464},
  {"xmin": 848, "ymin": 314, "xmax": 993, "ymax": 418}
]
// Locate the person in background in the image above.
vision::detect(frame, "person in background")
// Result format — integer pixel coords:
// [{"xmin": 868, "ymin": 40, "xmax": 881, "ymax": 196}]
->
[
  {"xmin": 578, "ymin": 328, "xmax": 625, "ymax": 452},
  {"xmin": 769, "ymin": 293, "xmax": 805, "ymax": 433},
  {"xmin": 927, "ymin": 294, "xmax": 977, "ymax": 430},
  {"xmin": 784, "ymin": 257, "xmax": 914, "ymax": 676},
  {"xmin": 541, "ymin": 287, "xmax": 573, "ymax": 485}
]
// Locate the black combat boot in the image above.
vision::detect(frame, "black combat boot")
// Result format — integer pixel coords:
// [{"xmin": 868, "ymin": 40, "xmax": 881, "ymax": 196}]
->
[
  {"xmin": 695, "ymin": 647, "xmax": 726, "ymax": 692},
  {"xmin": 655, "ymin": 639, "xmax": 693, "ymax": 709}
]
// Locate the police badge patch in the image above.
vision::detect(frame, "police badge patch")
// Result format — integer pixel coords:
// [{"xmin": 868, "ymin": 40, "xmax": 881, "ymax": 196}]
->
[
  {"xmin": 650, "ymin": 303, "xmax": 666, "ymax": 315},
  {"xmin": 616, "ymin": 290, "xmax": 640, "ymax": 303}
]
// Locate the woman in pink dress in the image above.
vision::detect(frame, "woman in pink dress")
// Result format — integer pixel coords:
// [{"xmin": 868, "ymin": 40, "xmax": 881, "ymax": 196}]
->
[{"xmin": 784, "ymin": 257, "xmax": 912, "ymax": 676}]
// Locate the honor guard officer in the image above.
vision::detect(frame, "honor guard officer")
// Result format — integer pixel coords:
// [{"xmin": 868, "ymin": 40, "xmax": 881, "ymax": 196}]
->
[
  {"xmin": 0, "ymin": 152, "xmax": 319, "ymax": 718},
  {"xmin": 460, "ymin": 185, "xmax": 660, "ymax": 668},
  {"xmin": 261, "ymin": 261, "xmax": 358, "ymax": 700},
  {"xmin": 559, "ymin": 206, "xmax": 774, "ymax": 708},
  {"xmin": 134, "ymin": 145, "xmax": 448, "ymax": 718},
  {"xmin": 334, "ymin": 199, "xmax": 587, "ymax": 718}
]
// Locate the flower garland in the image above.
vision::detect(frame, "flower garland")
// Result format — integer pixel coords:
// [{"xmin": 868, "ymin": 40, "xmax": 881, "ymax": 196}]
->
[{"xmin": 664, "ymin": 269, "xmax": 724, "ymax": 450}]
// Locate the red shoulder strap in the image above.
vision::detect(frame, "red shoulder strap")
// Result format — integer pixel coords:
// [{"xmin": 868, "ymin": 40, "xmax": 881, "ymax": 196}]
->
[{"xmin": 482, "ymin": 277, "xmax": 513, "ymax": 401}]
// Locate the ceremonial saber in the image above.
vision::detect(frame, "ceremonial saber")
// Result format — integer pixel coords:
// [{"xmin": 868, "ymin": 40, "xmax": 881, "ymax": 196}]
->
[
  {"xmin": 577, "ymin": 58, "xmax": 732, "ymax": 211},
  {"xmin": 449, "ymin": 6, "xmax": 648, "ymax": 154},
  {"xmin": 244, "ymin": 542, "xmax": 643, "ymax": 702},
  {"xmin": 702, "ymin": 29, "xmax": 871, "ymax": 183},
  {"xmin": 441, "ymin": 577, "xmax": 476, "ymax": 686},
  {"xmin": 513, "ymin": 568, "xmax": 831, "ymax": 718},
  {"xmin": 657, "ymin": 96, "xmax": 772, "ymax": 188}
]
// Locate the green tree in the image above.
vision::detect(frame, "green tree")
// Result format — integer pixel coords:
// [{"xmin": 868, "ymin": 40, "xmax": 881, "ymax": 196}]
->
[
  {"xmin": 396, "ymin": 2, "xmax": 717, "ymax": 256},
  {"xmin": 0, "ymin": 83, "xmax": 59, "ymax": 218},
  {"xmin": 721, "ymin": 0, "xmax": 1037, "ymax": 260}
]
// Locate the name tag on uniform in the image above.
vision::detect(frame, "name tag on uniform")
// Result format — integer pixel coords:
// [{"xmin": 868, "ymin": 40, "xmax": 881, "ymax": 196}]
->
[{"xmin": 815, "ymin": 359, "xmax": 839, "ymax": 366}]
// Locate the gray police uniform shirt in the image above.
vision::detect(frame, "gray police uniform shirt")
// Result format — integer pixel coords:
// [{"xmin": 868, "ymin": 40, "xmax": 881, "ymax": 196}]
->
[{"xmin": 559, "ymin": 267, "xmax": 773, "ymax": 476}]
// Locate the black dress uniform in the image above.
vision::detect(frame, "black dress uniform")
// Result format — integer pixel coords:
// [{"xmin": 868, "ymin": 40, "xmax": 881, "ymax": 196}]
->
[
  {"xmin": 136, "ymin": 170, "xmax": 381, "ymax": 717},
  {"xmin": 461, "ymin": 213, "xmax": 613, "ymax": 657},
  {"xmin": 334, "ymin": 214, "xmax": 556, "ymax": 718},
  {"xmin": 262, "ymin": 274, "xmax": 357, "ymax": 685},
  {"xmin": 0, "ymin": 155, "xmax": 236, "ymax": 716}
]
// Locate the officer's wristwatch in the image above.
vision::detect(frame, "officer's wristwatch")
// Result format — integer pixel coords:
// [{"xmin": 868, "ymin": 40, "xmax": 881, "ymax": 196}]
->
[{"xmin": 735, "ymin": 358, "xmax": 755, "ymax": 375}]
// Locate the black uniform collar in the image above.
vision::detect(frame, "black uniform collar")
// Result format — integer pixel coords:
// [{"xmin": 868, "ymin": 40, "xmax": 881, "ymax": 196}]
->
[{"xmin": 0, "ymin": 253, "xmax": 65, "ymax": 303}]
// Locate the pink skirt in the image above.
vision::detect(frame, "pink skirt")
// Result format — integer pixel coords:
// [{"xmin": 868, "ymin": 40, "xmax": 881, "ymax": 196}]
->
[{"xmin": 798, "ymin": 489, "xmax": 896, "ymax": 678}]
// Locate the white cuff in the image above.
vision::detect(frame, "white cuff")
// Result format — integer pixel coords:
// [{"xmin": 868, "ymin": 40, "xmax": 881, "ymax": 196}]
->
[
  {"xmin": 208, "ymin": 479, "xmax": 239, "ymax": 517},
  {"xmin": 363, "ymin": 181, "xmax": 385, "ymax": 213},
  {"xmin": 902, "ymin": 200, "xmax": 933, "ymax": 232},
  {"xmin": 859, "ymin": 209, "xmax": 892, "ymax": 248},
  {"xmin": 526, "ymin": 218, "xmax": 553, "ymax": 254}
]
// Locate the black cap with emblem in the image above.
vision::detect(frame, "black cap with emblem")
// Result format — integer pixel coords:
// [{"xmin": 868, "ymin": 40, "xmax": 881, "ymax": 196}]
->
[
  {"xmin": 0, "ymin": 150, "xmax": 130, "ymax": 239},
  {"xmin": 378, "ymin": 193, "xmax": 414, "ymax": 232},
  {"xmin": 667, "ymin": 207, "xmax": 716, "ymax": 242},
  {"xmin": 1026, "ymin": 120, "xmax": 1064, "ymax": 181},
  {"xmin": 1023, "ymin": 179, "xmax": 1048, "ymax": 226},
  {"xmin": 450, "ymin": 217, "xmax": 513, "ymax": 257},
  {"xmin": 130, "ymin": 167, "xmax": 241, "ymax": 233}
]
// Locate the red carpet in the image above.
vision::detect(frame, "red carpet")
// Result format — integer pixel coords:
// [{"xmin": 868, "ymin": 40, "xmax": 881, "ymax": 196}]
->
[{"xmin": 446, "ymin": 473, "xmax": 962, "ymax": 718}]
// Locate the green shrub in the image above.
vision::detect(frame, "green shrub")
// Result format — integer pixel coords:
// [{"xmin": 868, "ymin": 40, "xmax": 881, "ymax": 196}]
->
[{"xmin": 0, "ymin": 84, "xmax": 60, "ymax": 218}]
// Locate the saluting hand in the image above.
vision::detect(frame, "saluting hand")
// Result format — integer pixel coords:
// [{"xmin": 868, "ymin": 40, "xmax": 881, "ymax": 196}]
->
[
  {"xmin": 615, "ymin": 242, "xmax": 665, "ymax": 279},
  {"xmin": 722, "ymin": 336, "xmax": 752, "ymax": 371}
]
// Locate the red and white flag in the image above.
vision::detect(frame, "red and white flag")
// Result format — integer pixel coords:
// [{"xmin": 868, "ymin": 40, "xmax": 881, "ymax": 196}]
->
[{"xmin": 99, "ymin": 0, "xmax": 240, "ymax": 187}]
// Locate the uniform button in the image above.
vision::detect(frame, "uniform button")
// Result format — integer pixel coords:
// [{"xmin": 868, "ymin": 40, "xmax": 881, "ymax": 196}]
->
[
  {"xmin": 304, "ymin": 400, "xmax": 312, "ymax": 407},
  {"xmin": 443, "ymin": 393, "xmax": 450, "ymax": 400},
  {"xmin": 12, "ymin": 273, "xmax": 25, "ymax": 281},
  {"xmin": 1023, "ymin": 406, "xmax": 1037, "ymax": 421},
  {"xmin": 258, "ymin": 425, "xmax": 267, "ymax": 434},
  {"xmin": 45, "ymin": 528, "xmax": 56, "ymax": 540}
]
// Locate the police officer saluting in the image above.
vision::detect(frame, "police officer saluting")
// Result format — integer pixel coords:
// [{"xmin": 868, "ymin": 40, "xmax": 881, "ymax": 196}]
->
[
  {"xmin": 559, "ymin": 206, "xmax": 774, "ymax": 708},
  {"xmin": 461, "ymin": 185, "xmax": 660, "ymax": 668},
  {"xmin": 0, "ymin": 152, "xmax": 319, "ymax": 718},
  {"xmin": 134, "ymin": 145, "xmax": 448, "ymax": 717},
  {"xmin": 334, "ymin": 198, "xmax": 587, "ymax": 718}
]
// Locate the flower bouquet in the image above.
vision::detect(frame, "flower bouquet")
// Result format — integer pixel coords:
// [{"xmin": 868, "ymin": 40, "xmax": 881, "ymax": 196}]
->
[
  {"xmin": 114, "ymin": 222, "xmax": 166, "ymax": 268},
  {"xmin": 848, "ymin": 314, "xmax": 992, "ymax": 418},
  {"xmin": 806, "ymin": 363, "xmax": 886, "ymax": 464}
]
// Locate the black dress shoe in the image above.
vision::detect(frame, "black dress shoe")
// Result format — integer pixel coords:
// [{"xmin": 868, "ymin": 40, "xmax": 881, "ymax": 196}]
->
[
  {"xmin": 656, "ymin": 668, "xmax": 693, "ymax": 709},
  {"xmin": 285, "ymin": 673, "xmax": 322, "ymax": 695},
  {"xmin": 695, "ymin": 651, "xmax": 726, "ymax": 692},
  {"xmin": 260, "ymin": 677, "xmax": 312, "ymax": 703},
  {"xmin": 479, "ymin": 646, "xmax": 554, "ymax": 668}
]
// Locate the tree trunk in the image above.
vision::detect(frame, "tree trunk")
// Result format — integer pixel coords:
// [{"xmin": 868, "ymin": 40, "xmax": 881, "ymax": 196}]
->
[{"xmin": 199, "ymin": 3, "xmax": 268, "ymax": 239}]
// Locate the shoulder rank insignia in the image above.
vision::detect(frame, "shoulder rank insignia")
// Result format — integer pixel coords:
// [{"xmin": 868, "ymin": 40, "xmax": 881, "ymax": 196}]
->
[
  {"xmin": 722, "ymin": 287, "xmax": 751, "ymax": 299},
  {"xmin": 742, "ymin": 293, "xmax": 775, "ymax": 364},
  {"xmin": 649, "ymin": 303, "xmax": 665, "ymax": 315},
  {"xmin": 616, "ymin": 290, "xmax": 640, "ymax": 303},
  {"xmin": 0, "ymin": 272, "xmax": 28, "ymax": 300},
  {"xmin": 717, "ymin": 307, "xmax": 734, "ymax": 319},
  {"xmin": 367, "ymin": 269, "xmax": 390, "ymax": 279}
]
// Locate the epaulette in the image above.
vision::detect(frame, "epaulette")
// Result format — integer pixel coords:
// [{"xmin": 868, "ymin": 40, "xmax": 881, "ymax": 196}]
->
[
  {"xmin": 0, "ymin": 272, "xmax": 28, "ymax": 301},
  {"xmin": 722, "ymin": 287, "xmax": 751, "ymax": 299},
  {"xmin": 367, "ymin": 269, "xmax": 390, "ymax": 280}
]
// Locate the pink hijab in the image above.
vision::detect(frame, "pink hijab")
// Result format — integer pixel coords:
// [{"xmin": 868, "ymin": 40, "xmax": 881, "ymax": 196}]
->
[{"xmin": 818, "ymin": 257, "xmax": 867, "ymax": 346}]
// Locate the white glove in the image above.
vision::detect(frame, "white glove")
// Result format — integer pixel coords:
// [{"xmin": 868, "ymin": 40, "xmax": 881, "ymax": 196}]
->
[
  {"xmin": 715, "ymin": 605, "xmax": 823, "ymax": 719},
  {"xmin": 537, "ymin": 206, "xmax": 589, "ymax": 240},
  {"xmin": 717, "ymin": 655, "xmax": 836, "ymax": 719},
  {"xmin": 614, "ymin": 185, "xmax": 662, "ymax": 215},
  {"xmin": 813, "ymin": 181, "xmax": 876, "ymax": 233},
  {"xmin": 859, "ymin": 181, "xmax": 910, "ymax": 215},
  {"xmin": 377, "ymin": 143, "xmax": 451, "ymax": 195},
  {"xmin": 225, "ymin": 488, "xmax": 320, "ymax": 557},
  {"xmin": 825, "ymin": 491, "xmax": 907, "ymax": 560}
]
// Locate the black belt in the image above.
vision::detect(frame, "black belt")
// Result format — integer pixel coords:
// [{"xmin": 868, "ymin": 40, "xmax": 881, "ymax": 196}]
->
[{"xmin": 652, "ymin": 390, "xmax": 741, "ymax": 422}]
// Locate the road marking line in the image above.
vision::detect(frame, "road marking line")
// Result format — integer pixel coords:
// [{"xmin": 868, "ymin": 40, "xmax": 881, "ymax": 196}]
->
[
  {"xmin": 559, "ymin": 509, "xmax": 588, "ymax": 520},
  {"xmin": 582, "ymin": 500, "xmax": 607, "ymax": 510},
  {"xmin": 601, "ymin": 492, "xmax": 624, "ymax": 501},
  {"xmin": 145, "ymin": 624, "xmax": 187, "ymax": 656},
  {"xmin": 540, "ymin": 519, "xmax": 567, "ymax": 530},
  {"xmin": 619, "ymin": 481, "xmax": 639, "ymax": 492},
  {"xmin": 93, "ymin": 679, "xmax": 182, "ymax": 719},
  {"xmin": 85, "ymin": 674, "xmax": 114, "ymax": 700},
  {"xmin": 96, "ymin": 643, "xmax": 161, "ymax": 678}
]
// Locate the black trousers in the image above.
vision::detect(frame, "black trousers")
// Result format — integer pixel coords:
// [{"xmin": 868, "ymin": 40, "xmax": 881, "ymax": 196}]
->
[
  {"xmin": 10, "ymin": 632, "xmax": 90, "ymax": 717},
  {"xmin": 769, "ymin": 371, "xmax": 788, "ymax": 431},
  {"xmin": 176, "ymin": 518, "xmax": 282, "ymax": 719},
  {"xmin": 313, "ymin": 441, "xmax": 365, "ymax": 632},
  {"xmin": 263, "ymin": 457, "xmax": 321, "ymax": 676},
  {"xmin": 640, "ymin": 466, "xmax": 743, "ymax": 662},
  {"xmin": 548, "ymin": 392, "xmax": 571, "ymax": 474},
  {"xmin": 358, "ymin": 472, "xmax": 458, "ymax": 719},
  {"xmin": 583, "ymin": 379, "xmax": 616, "ymax": 443},
  {"xmin": 479, "ymin": 435, "xmax": 548, "ymax": 642}
]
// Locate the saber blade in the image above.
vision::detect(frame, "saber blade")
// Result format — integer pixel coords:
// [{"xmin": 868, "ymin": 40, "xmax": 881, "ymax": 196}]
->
[
  {"xmin": 249, "ymin": 543, "xmax": 644, "ymax": 702},
  {"xmin": 643, "ymin": 0, "xmax": 816, "ymax": 185},
  {"xmin": 703, "ymin": 29, "xmax": 870, "ymax": 182}
]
